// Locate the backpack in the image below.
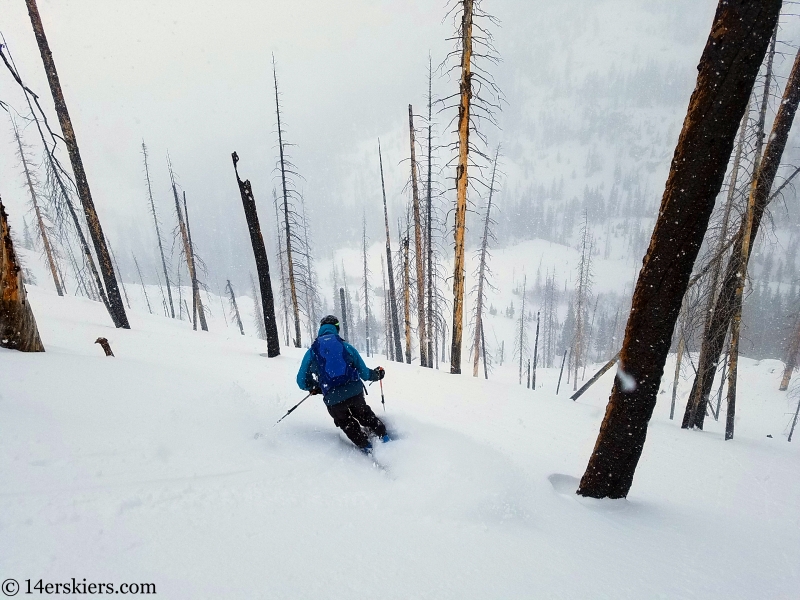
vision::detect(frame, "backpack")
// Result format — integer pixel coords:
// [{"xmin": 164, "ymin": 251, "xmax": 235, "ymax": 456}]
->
[{"xmin": 310, "ymin": 334, "xmax": 359, "ymax": 395}]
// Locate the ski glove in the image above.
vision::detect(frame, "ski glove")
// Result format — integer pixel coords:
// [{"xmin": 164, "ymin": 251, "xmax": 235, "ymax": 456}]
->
[
  {"xmin": 310, "ymin": 386, "xmax": 322, "ymax": 396},
  {"xmin": 370, "ymin": 367, "xmax": 385, "ymax": 381}
]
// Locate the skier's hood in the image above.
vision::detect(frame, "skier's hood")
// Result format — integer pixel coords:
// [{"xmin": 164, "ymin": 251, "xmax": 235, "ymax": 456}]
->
[{"xmin": 317, "ymin": 324, "xmax": 339, "ymax": 338}]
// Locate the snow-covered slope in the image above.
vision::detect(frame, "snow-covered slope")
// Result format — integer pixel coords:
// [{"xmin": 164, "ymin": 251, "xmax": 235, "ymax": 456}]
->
[{"xmin": 2, "ymin": 288, "xmax": 799, "ymax": 599}]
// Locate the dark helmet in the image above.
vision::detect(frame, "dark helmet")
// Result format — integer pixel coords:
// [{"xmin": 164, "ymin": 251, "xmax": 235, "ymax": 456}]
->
[{"xmin": 320, "ymin": 315, "xmax": 340, "ymax": 331}]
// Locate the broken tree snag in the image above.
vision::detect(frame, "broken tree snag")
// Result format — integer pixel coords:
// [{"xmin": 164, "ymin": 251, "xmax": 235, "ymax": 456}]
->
[
  {"xmin": 24, "ymin": 0, "xmax": 129, "ymax": 330},
  {"xmin": 577, "ymin": 0, "xmax": 781, "ymax": 500},
  {"xmin": 0, "ymin": 197, "xmax": 44, "ymax": 352},
  {"xmin": 571, "ymin": 352, "xmax": 620, "ymax": 402},
  {"xmin": 232, "ymin": 152, "xmax": 280, "ymax": 358},
  {"xmin": 94, "ymin": 337, "xmax": 114, "ymax": 357}
]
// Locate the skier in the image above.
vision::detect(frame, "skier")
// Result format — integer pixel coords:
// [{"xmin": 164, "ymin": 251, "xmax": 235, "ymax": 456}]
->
[{"xmin": 296, "ymin": 315, "xmax": 389, "ymax": 453}]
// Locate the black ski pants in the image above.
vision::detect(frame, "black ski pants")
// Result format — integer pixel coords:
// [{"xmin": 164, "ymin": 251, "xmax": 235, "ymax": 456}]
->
[{"xmin": 327, "ymin": 392, "xmax": 386, "ymax": 449}]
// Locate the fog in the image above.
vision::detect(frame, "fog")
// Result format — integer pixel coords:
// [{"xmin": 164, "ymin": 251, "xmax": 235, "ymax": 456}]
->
[{"xmin": 3, "ymin": 0, "xmax": 800, "ymax": 358}]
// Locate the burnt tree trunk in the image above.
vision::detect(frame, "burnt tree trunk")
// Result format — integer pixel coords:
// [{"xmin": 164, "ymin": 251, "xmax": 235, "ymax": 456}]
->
[
  {"xmin": 577, "ymin": 0, "xmax": 780, "ymax": 499},
  {"xmin": 232, "ymin": 152, "xmax": 280, "ymax": 357},
  {"xmin": 24, "ymin": 0, "xmax": 129, "ymax": 329},
  {"xmin": 684, "ymin": 40, "xmax": 800, "ymax": 430},
  {"xmin": 450, "ymin": 0, "xmax": 473, "ymax": 374},
  {"xmin": 0, "ymin": 198, "xmax": 44, "ymax": 352}
]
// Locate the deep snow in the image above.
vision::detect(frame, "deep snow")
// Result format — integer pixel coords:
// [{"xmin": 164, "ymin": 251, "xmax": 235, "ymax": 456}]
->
[{"xmin": 2, "ymin": 282, "xmax": 799, "ymax": 600}]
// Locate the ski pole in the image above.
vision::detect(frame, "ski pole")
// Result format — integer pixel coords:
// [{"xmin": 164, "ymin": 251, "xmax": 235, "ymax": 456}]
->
[
  {"xmin": 380, "ymin": 378, "xmax": 385, "ymax": 411},
  {"xmin": 274, "ymin": 392, "xmax": 312, "ymax": 426}
]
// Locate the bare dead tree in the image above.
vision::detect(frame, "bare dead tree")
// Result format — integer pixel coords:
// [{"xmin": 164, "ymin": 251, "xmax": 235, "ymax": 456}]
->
[
  {"xmin": 142, "ymin": 141, "xmax": 174, "ymax": 318},
  {"xmin": 0, "ymin": 197, "xmax": 44, "ymax": 351},
  {"xmin": 106, "ymin": 237, "xmax": 130, "ymax": 310},
  {"xmin": 0, "ymin": 41, "xmax": 110, "ymax": 314},
  {"xmin": 168, "ymin": 161, "xmax": 207, "ymax": 332},
  {"xmin": 273, "ymin": 190, "xmax": 290, "ymax": 347},
  {"xmin": 226, "ymin": 279, "xmax": 245, "ymax": 336},
  {"xmin": 362, "ymin": 214, "xmax": 372, "ymax": 356},
  {"xmin": 515, "ymin": 275, "xmax": 529, "ymax": 385},
  {"xmin": 577, "ymin": 0, "xmax": 780, "ymax": 499},
  {"xmin": 132, "ymin": 253, "xmax": 152, "ymax": 315},
  {"xmin": 23, "ymin": 0, "xmax": 129, "ymax": 328},
  {"xmin": 379, "ymin": 140, "xmax": 404, "ymax": 361},
  {"xmin": 10, "ymin": 116, "xmax": 62, "ymax": 295},
  {"xmin": 272, "ymin": 57, "xmax": 302, "ymax": 347},
  {"xmin": 684, "ymin": 36, "xmax": 800, "ymax": 431},
  {"xmin": 250, "ymin": 272, "xmax": 266, "ymax": 340},
  {"xmin": 408, "ymin": 104, "xmax": 429, "ymax": 367},
  {"xmin": 339, "ymin": 287, "xmax": 349, "ymax": 340},
  {"xmin": 471, "ymin": 146, "xmax": 500, "ymax": 377},
  {"xmin": 232, "ymin": 152, "xmax": 280, "ymax": 356},
  {"xmin": 443, "ymin": 0, "xmax": 503, "ymax": 374},
  {"xmin": 403, "ymin": 233, "xmax": 412, "ymax": 364}
]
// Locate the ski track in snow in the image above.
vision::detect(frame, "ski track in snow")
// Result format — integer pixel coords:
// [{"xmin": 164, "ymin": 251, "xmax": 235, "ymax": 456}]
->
[{"xmin": 1, "ymin": 285, "xmax": 799, "ymax": 599}]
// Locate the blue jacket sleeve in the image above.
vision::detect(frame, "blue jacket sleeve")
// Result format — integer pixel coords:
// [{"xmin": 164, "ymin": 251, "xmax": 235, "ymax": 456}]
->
[
  {"xmin": 296, "ymin": 349, "xmax": 315, "ymax": 390},
  {"xmin": 343, "ymin": 342, "xmax": 372, "ymax": 381}
]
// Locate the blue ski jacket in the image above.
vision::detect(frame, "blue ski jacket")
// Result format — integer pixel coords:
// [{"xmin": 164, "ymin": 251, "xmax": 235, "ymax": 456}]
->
[{"xmin": 296, "ymin": 324, "xmax": 377, "ymax": 406}]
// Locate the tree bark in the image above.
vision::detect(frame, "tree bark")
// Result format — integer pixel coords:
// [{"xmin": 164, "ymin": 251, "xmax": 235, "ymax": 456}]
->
[
  {"xmin": 578, "ymin": 0, "xmax": 781, "ymax": 499},
  {"xmin": 408, "ymin": 105, "xmax": 429, "ymax": 367},
  {"xmin": 24, "ymin": 0, "xmax": 129, "ymax": 329},
  {"xmin": 1, "ymin": 197, "xmax": 44, "ymax": 352},
  {"xmin": 379, "ymin": 141, "xmax": 404, "ymax": 362},
  {"xmin": 232, "ymin": 152, "xmax": 280, "ymax": 357},
  {"xmin": 684, "ymin": 39, "xmax": 800, "ymax": 430},
  {"xmin": 450, "ymin": 0, "xmax": 473, "ymax": 374}
]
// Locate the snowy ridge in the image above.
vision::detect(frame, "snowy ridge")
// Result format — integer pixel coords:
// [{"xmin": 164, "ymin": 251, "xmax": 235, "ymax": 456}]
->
[{"xmin": 1, "ymin": 286, "xmax": 798, "ymax": 599}]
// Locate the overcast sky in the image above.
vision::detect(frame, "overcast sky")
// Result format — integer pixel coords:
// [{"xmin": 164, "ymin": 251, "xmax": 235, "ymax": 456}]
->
[{"xmin": 0, "ymin": 0, "xmax": 723, "ymax": 284}]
